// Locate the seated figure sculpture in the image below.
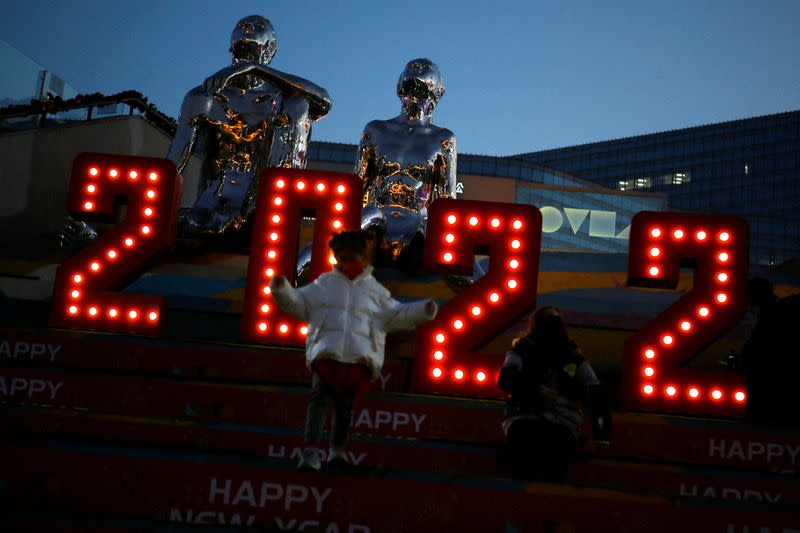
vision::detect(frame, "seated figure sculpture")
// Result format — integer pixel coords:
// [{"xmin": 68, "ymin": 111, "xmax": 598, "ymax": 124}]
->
[
  {"xmin": 60, "ymin": 15, "xmax": 331, "ymax": 248},
  {"xmin": 169, "ymin": 15, "xmax": 331, "ymax": 236},
  {"xmin": 356, "ymin": 58, "xmax": 457, "ymax": 268}
]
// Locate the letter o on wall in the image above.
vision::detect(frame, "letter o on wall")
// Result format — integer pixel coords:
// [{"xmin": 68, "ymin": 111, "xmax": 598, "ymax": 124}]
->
[{"xmin": 540, "ymin": 206, "xmax": 564, "ymax": 233}]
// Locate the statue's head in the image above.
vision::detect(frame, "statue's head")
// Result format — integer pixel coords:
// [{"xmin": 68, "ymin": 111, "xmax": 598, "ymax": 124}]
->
[
  {"xmin": 230, "ymin": 15, "xmax": 277, "ymax": 65},
  {"xmin": 397, "ymin": 58, "xmax": 445, "ymax": 120}
]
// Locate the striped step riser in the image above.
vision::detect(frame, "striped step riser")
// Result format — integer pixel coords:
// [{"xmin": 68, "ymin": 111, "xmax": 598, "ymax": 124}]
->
[
  {"xmin": 1, "ymin": 365, "xmax": 799, "ymax": 473},
  {"xmin": 2, "ymin": 442, "xmax": 797, "ymax": 533},
  {"xmin": 3, "ymin": 409, "xmax": 799, "ymax": 507}
]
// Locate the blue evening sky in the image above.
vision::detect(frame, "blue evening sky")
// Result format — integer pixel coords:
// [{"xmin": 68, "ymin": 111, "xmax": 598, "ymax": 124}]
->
[{"xmin": 1, "ymin": 0, "xmax": 798, "ymax": 155}]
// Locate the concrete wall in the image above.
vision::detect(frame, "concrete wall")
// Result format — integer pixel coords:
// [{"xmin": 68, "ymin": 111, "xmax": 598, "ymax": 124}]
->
[{"xmin": 0, "ymin": 116, "xmax": 202, "ymax": 257}]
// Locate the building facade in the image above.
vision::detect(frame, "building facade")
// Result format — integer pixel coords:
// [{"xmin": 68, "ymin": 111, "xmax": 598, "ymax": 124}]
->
[{"xmin": 514, "ymin": 110, "xmax": 800, "ymax": 265}]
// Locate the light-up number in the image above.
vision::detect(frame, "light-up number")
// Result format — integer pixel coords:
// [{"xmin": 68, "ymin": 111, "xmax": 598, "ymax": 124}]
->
[
  {"xmin": 622, "ymin": 212, "xmax": 749, "ymax": 417},
  {"xmin": 50, "ymin": 153, "xmax": 182, "ymax": 336},
  {"xmin": 411, "ymin": 199, "xmax": 542, "ymax": 398},
  {"xmin": 241, "ymin": 168, "xmax": 362, "ymax": 345}
]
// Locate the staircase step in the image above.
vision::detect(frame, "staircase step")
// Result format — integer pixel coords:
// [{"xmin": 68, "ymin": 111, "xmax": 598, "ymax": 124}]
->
[
  {"xmin": 2, "ymin": 438, "xmax": 797, "ymax": 533},
  {"xmin": 2, "ymin": 406, "xmax": 799, "ymax": 507}
]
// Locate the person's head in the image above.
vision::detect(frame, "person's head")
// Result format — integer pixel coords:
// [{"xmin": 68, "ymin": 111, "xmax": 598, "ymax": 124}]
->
[
  {"xmin": 230, "ymin": 15, "xmax": 277, "ymax": 65},
  {"xmin": 397, "ymin": 58, "xmax": 445, "ymax": 121},
  {"xmin": 528, "ymin": 306, "xmax": 570, "ymax": 346},
  {"xmin": 748, "ymin": 277, "xmax": 777, "ymax": 317},
  {"xmin": 329, "ymin": 230, "xmax": 370, "ymax": 267}
]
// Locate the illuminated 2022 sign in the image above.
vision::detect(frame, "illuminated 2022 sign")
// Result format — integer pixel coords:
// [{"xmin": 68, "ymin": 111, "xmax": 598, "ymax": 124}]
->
[{"xmin": 50, "ymin": 154, "xmax": 750, "ymax": 417}]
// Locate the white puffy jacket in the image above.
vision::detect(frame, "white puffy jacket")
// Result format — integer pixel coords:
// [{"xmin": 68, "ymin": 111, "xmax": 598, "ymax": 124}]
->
[{"xmin": 270, "ymin": 266, "xmax": 437, "ymax": 379}]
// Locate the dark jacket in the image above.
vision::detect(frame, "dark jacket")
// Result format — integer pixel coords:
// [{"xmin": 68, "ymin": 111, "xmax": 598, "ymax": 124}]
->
[
  {"xmin": 498, "ymin": 334, "xmax": 611, "ymax": 440},
  {"xmin": 741, "ymin": 294, "xmax": 800, "ymax": 424}
]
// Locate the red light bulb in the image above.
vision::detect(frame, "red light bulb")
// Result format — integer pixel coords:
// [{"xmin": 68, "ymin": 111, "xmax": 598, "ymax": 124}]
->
[
  {"xmin": 128, "ymin": 170, "xmax": 138, "ymax": 180},
  {"xmin": 688, "ymin": 387, "xmax": 700, "ymax": 399},
  {"xmin": 88, "ymin": 167, "xmax": 99, "ymax": 177},
  {"xmin": 512, "ymin": 219, "xmax": 523, "ymax": 230},
  {"xmin": 454, "ymin": 369, "xmax": 465, "ymax": 380},
  {"xmin": 673, "ymin": 229, "xmax": 685, "ymax": 239},
  {"xmin": 711, "ymin": 389, "xmax": 723, "ymax": 400},
  {"xmin": 476, "ymin": 371, "xmax": 487, "ymax": 382},
  {"xmin": 649, "ymin": 247, "xmax": 660, "ymax": 257},
  {"xmin": 650, "ymin": 227, "xmax": 662, "ymax": 238},
  {"xmin": 490, "ymin": 218, "xmax": 501, "ymax": 228},
  {"xmin": 665, "ymin": 385, "xmax": 677, "ymax": 397},
  {"xmin": 316, "ymin": 183, "xmax": 326, "ymax": 192},
  {"xmin": 643, "ymin": 384, "xmax": 655, "ymax": 395},
  {"xmin": 148, "ymin": 311, "xmax": 158, "ymax": 321},
  {"xmin": 432, "ymin": 368, "xmax": 443, "ymax": 378},
  {"xmin": 296, "ymin": 181, "xmax": 306, "ymax": 190},
  {"xmin": 468, "ymin": 216, "xmax": 479, "ymax": 226}
]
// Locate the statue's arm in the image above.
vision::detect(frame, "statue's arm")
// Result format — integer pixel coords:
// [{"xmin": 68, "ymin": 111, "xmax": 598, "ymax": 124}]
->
[
  {"xmin": 434, "ymin": 132, "xmax": 457, "ymax": 201},
  {"xmin": 355, "ymin": 123, "xmax": 379, "ymax": 203},
  {"xmin": 166, "ymin": 88, "xmax": 209, "ymax": 173},
  {"xmin": 250, "ymin": 65, "xmax": 331, "ymax": 120}
]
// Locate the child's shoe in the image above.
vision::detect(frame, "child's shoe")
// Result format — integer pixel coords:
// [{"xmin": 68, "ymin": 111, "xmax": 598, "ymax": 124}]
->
[
  {"xmin": 297, "ymin": 446, "xmax": 323, "ymax": 471},
  {"xmin": 327, "ymin": 446, "xmax": 349, "ymax": 467}
]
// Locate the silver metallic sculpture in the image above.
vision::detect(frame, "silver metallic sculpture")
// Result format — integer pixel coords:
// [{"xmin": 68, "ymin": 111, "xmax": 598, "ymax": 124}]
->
[
  {"xmin": 295, "ymin": 58, "xmax": 456, "ymax": 280},
  {"xmin": 357, "ymin": 58, "xmax": 457, "ymax": 262},
  {"xmin": 60, "ymin": 15, "xmax": 331, "ymax": 248},
  {"xmin": 170, "ymin": 15, "xmax": 331, "ymax": 236}
]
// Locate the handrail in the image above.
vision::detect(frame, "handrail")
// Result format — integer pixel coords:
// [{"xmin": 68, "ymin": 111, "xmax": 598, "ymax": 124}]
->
[{"xmin": 0, "ymin": 90, "xmax": 177, "ymax": 136}]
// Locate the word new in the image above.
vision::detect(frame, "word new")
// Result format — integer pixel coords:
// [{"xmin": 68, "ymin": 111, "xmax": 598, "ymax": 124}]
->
[
  {"xmin": 170, "ymin": 508, "xmax": 255, "ymax": 526},
  {"xmin": 0, "ymin": 340, "xmax": 61, "ymax": 361},
  {"xmin": 0, "ymin": 375, "xmax": 63, "ymax": 399},
  {"xmin": 210, "ymin": 478, "xmax": 331, "ymax": 513}
]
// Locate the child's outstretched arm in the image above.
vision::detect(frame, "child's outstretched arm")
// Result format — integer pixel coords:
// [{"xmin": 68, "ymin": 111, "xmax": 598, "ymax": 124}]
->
[
  {"xmin": 380, "ymin": 295, "xmax": 437, "ymax": 332},
  {"xmin": 269, "ymin": 275, "xmax": 312, "ymax": 322}
]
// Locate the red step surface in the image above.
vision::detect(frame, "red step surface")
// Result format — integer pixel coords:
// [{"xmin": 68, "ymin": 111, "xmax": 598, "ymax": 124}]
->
[
  {"xmin": 2, "ymin": 363, "xmax": 799, "ymax": 473},
  {"xmin": 0, "ymin": 327, "xmax": 408, "ymax": 392},
  {"xmin": 2, "ymin": 407, "xmax": 798, "ymax": 507},
  {"xmin": 2, "ymin": 439, "xmax": 798, "ymax": 533}
]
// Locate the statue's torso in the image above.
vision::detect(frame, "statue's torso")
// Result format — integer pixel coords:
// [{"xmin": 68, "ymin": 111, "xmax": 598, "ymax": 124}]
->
[
  {"xmin": 364, "ymin": 118, "xmax": 454, "ymax": 210},
  {"xmin": 200, "ymin": 81, "xmax": 284, "ymax": 175}
]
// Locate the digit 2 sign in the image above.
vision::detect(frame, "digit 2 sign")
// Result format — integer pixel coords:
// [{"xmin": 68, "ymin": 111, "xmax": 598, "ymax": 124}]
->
[
  {"xmin": 411, "ymin": 199, "xmax": 542, "ymax": 398},
  {"xmin": 50, "ymin": 153, "xmax": 182, "ymax": 337},
  {"xmin": 622, "ymin": 211, "xmax": 749, "ymax": 417}
]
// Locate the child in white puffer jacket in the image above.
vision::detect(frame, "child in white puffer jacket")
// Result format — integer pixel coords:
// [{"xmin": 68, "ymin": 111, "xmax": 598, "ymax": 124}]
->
[{"xmin": 270, "ymin": 230, "xmax": 437, "ymax": 471}]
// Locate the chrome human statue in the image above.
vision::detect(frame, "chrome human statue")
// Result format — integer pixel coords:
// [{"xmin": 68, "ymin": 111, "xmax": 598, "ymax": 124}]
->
[
  {"xmin": 295, "ymin": 58, "xmax": 455, "ymax": 280},
  {"xmin": 357, "ymin": 58, "xmax": 456, "ymax": 263},
  {"xmin": 168, "ymin": 15, "xmax": 331, "ymax": 236}
]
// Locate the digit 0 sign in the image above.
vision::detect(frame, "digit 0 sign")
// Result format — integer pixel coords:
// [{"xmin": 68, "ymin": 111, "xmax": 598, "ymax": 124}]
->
[
  {"xmin": 411, "ymin": 199, "xmax": 542, "ymax": 398},
  {"xmin": 622, "ymin": 211, "xmax": 749, "ymax": 417},
  {"xmin": 241, "ymin": 168, "xmax": 362, "ymax": 345},
  {"xmin": 50, "ymin": 153, "xmax": 182, "ymax": 336}
]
